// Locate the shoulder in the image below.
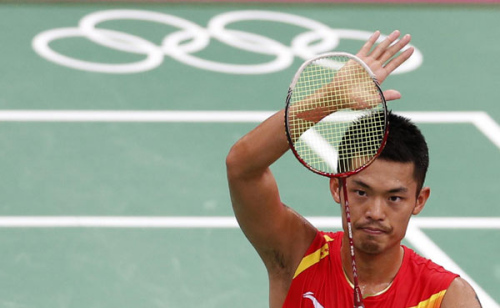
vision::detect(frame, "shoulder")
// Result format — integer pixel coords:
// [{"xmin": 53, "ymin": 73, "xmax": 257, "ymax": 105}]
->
[
  {"xmin": 298, "ymin": 230, "xmax": 341, "ymax": 256},
  {"xmin": 313, "ymin": 231, "xmax": 343, "ymax": 251},
  {"xmin": 441, "ymin": 277, "xmax": 482, "ymax": 308},
  {"xmin": 404, "ymin": 246, "xmax": 458, "ymax": 278},
  {"xmin": 291, "ymin": 231, "xmax": 342, "ymax": 276},
  {"xmin": 317, "ymin": 230, "xmax": 343, "ymax": 243},
  {"xmin": 401, "ymin": 247, "xmax": 459, "ymax": 290}
]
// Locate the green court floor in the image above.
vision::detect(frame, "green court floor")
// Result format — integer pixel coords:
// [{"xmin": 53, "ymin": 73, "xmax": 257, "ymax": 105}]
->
[{"xmin": 0, "ymin": 3, "xmax": 498, "ymax": 308}]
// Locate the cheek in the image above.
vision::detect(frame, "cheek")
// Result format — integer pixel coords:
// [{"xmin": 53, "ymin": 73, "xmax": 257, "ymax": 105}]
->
[
  {"xmin": 342, "ymin": 201, "xmax": 367, "ymax": 227},
  {"xmin": 390, "ymin": 210, "xmax": 413, "ymax": 235}
]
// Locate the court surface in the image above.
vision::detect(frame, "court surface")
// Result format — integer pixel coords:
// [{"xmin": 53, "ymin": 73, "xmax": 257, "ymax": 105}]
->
[{"xmin": 0, "ymin": 2, "xmax": 498, "ymax": 308}]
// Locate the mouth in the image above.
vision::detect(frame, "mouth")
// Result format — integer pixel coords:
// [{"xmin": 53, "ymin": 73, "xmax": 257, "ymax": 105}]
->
[
  {"xmin": 356, "ymin": 223, "xmax": 391, "ymax": 235},
  {"xmin": 360, "ymin": 227, "xmax": 386, "ymax": 235}
]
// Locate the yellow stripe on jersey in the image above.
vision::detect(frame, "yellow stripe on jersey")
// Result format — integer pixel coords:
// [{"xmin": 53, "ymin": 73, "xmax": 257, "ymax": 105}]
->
[
  {"xmin": 293, "ymin": 235, "xmax": 334, "ymax": 279},
  {"xmin": 409, "ymin": 290, "xmax": 447, "ymax": 308},
  {"xmin": 323, "ymin": 234, "xmax": 334, "ymax": 242}
]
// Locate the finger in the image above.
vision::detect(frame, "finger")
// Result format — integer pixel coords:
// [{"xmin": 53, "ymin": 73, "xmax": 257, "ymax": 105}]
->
[
  {"xmin": 369, "ymin": 30, "xmax": 400, "ymax": 59},
  {"xmin": 379, "ymin": 34, "xmax": 412, "ymax": 64},
  {"xmin": 358, "ymin": 31, "xmax": 381, "ymax": 56},
  {"xmin": 384, "ymin": 46, "xmax": 414, "ymax": 74},
  {"xmin": 382, "ymin": 89, "xmax": 402, "ymax": 102}
]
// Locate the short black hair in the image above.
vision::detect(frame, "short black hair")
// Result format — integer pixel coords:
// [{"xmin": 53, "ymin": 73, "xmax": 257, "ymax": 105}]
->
[
  {"xmin": 379, "ymin": 112, "xmax": 429, "ymax": 192},
  {"xmin": 338, "ymin": 111, "xmax": 429, "ymax": 192}
]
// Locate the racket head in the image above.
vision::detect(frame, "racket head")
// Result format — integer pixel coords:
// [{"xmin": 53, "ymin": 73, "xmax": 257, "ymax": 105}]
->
[{"xmin": 285, "ymin": 52, "xmax": 388, "ymax": 178}]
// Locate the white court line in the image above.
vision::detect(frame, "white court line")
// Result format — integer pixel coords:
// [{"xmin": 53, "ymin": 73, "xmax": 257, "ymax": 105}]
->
[
  {"xmin": 398, "ymin": 111, "xmax": 500, "ymax": 149},
  {"xmin": 0, "ymin": 110, "xmax": 498, "ymax": 149},
  {"xmin": 0, "ymin": 110, "xmax": 273, "ymax": 123},
  {"xmin": 0, "ymin": 216, "xmax": 240, "ymax": 228},
  {"xmin": 0, "ymin": 216, "xmax": 498, "ymax": 228}
]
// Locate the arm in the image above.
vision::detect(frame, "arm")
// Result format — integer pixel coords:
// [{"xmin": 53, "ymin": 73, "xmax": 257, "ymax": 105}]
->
[
  {"xmin": 226, "ymin": 29, "xmax": 414, "ymax": 280},
  {"xmin": 226, "ymin": 109, "xmax": 315, "ymax": 273},
  {"xmin": 441, "ymin": 277, "xmax": 483, "ymax": 308}
]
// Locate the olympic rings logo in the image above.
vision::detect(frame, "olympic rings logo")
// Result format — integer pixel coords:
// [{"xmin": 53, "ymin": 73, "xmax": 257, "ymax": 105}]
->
[{"xmin": 32, "ymin": 9, "xmax": 423, "ymax": 75}]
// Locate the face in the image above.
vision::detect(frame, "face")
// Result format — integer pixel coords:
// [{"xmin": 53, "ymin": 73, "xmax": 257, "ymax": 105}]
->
[{"xmin": 330, "ymin": 159, "xmax": 430, "ymax": 255}]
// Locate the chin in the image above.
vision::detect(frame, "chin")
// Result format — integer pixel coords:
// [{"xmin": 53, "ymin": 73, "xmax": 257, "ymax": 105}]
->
[{"xmin": 358, "ymin": 241, "xmax": 384, "ymax": 254}]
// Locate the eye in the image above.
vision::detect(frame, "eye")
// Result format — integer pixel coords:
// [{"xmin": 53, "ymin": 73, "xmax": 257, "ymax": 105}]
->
[
  {"xmin": 389, "ymin": 196, "xmax": 402, "ymax": 202},
  {"xmin": 354, "ymin": 190, "xmax": 367, "ymax": 197}
]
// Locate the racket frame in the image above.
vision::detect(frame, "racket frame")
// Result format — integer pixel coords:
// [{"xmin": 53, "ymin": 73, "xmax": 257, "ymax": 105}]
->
[{"xmin": 284, "ymin": 52, "xmax": 389, "ymax": 179}]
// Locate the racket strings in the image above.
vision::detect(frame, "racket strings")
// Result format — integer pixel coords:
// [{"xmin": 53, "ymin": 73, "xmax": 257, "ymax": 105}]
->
[
  {"xmin": 287, "ymin": 55, "xmax": 386, "ymax": 176},
  {"xmin": 338, "ymin": 112, "xmax": 385, "ymax": 173}
]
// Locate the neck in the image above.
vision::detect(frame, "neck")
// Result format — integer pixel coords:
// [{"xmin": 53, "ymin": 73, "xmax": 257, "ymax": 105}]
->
[{"xmin": 340, "ymin": 235, "xmax": 403, "ymax": 297}]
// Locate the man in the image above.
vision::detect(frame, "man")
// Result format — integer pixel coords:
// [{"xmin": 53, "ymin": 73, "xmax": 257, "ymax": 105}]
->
[{"xmin": 226, "ymin": 30, "xmax": 481, "ymax": 307}]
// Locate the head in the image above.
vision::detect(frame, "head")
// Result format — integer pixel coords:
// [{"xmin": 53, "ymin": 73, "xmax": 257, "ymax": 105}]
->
[{"xmin": 331, "ymin": 112, "xmax": 431, "ymax": 255}]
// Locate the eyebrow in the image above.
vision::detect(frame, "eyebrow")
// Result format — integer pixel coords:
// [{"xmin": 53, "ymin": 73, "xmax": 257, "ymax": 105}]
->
[{"xmin": 352, "ymin": 179, "xmax": 409, "ymax": 194}]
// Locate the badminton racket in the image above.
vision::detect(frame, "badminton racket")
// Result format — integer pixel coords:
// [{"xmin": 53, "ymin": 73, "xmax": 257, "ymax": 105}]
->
[{"xmin": 284, "ymin": 52, "xmax": 388, "ymax": 308}]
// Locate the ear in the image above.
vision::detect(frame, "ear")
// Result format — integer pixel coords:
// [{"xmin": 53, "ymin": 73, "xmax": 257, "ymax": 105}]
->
[
  {"xmin": 329, "ymin": 178, "xmax": 342, "ymax": 204},
  {"xmin": 413, "ymin": 186, "xmax": 430, "ymax": 215}
]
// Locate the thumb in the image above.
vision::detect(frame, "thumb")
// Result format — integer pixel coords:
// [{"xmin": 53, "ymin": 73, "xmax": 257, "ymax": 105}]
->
[{"xmin": 383, "ymin": 90, "xmax": 402, "ymax": 102}]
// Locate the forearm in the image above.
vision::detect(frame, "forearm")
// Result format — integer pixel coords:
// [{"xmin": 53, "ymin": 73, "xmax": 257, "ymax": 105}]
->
[
  {"xmin": 226, "ymin": 109, "xmax": 290, "ymax": 179},
  {"xmin": 226, "ymin": 108, "xmax": 299, "ymax": 248}
]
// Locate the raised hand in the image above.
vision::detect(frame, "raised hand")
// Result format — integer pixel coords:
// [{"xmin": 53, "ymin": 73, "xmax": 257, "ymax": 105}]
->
[
  {"xmin": 356, "ymin": 30, "xmax": 414, "ymax": 101},
  {"xmin": 289, "ymin": 31, "xmax": 413, "ymax": 132}
]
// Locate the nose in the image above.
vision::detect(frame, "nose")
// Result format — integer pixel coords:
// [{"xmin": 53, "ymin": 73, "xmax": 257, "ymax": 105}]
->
[{"xmin": 365, "ymin": 197, "xmax": 385, "ymax": 221}]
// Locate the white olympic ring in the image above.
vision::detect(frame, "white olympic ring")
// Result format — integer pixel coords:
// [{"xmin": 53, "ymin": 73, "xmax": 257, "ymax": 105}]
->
[{"xmin": 32, "ymin": 9, "xmax": 423, "ymax": 75}]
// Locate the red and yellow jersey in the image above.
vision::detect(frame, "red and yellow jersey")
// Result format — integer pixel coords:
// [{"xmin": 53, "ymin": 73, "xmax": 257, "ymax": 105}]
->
[{"xmin": 283, "ymin": 231, "xmax": 459, "ymax": 308}]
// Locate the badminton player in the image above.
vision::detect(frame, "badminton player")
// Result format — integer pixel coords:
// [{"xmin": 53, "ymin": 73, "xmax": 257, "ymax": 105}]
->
[{"xmin": 226, "ymin": 30, "xmax": 481, "ymax": 308}]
